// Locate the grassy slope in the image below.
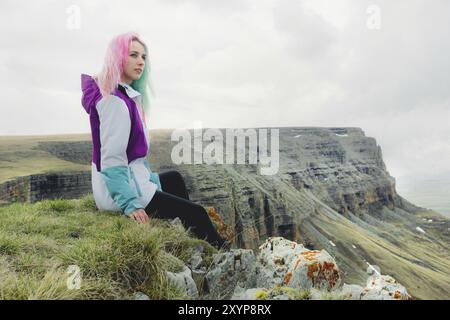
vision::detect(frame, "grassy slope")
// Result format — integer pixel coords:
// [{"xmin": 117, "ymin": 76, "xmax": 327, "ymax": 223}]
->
[
  {"xmin": 0, "ymin": 134, "xmax": 91, "ymax": 183},
  {"xmin": 0, "ymin": 196, "xmax": 218, "ymax": 299}
]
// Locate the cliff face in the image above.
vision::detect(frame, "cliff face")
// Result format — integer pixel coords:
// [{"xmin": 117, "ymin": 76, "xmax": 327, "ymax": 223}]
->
[
  {"xmin": 0, "ymin": 172, "xmax": 91, "ymax": 203},
  {"xmin": 149, "ymin": 127, "xmax": 421, "ymax": 246},
  {"xmin": 277, "ymin": 127, "xmax": 418, "ymax": 218}
]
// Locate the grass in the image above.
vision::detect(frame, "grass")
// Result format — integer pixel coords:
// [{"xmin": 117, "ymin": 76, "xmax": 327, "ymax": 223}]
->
[{"xmin": 0, "ymin": 195, "xmax": 219, "ymax": 300}]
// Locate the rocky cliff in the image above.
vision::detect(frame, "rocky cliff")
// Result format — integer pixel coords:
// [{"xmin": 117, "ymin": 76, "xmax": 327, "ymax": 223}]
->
[
  {"xmin": 149, "ymin": 127, "xmax": 424, "ymax": 247},
  {"xmin": 148, "ymin": 127, "xmax": 450, "ymax": 300},
  {"xmin": 0, "ymin": 172, "xmax": 91, "ymax": 204}
]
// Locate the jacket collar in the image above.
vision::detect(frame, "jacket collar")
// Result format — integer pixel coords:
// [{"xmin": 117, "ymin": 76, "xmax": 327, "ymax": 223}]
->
[{"xmin": 119, "ymin": 82, "xmax": 141, "ymax": 99}]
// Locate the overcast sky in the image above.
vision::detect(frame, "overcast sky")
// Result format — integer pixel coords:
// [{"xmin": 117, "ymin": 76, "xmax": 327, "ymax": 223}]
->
[{"xmin": 1, "ymin": 0, "xmax": 449, "ymax": 189}]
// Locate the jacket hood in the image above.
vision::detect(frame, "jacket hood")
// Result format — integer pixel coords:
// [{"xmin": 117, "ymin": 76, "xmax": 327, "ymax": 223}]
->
[{"xmin": 81, "ymin": 74, "xmax": 102, "ymax": 114}]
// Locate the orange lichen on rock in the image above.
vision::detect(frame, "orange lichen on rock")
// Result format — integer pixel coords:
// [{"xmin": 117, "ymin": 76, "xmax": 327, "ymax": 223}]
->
[
  {"xmin": 300, "ymin": 250, "xmax": 321, "ymax": 261},
  {"xmin": 393, "ymin": 291, "xmax": 402, "ymax": 299},
  {"xmin": 206, "ymin": 207, "xmax": 235, "ymax": 241},
  {"xmin": 292, "ymin": 256, "xmax": 302, "ymax": 271},
  {"xmin": 306, "ymin": 261, "xmax": 340, "ymax": 290},
  {"xmin": 283, "ymin": 272, "xmax": 293, "ymax": 285},
  {"xmin": 322, "ymin": 261, "xmax": 340, "ymax": 289},
  {"xmin": 307, "ymin": 263, "xmax": 320, "ymax": 280}
]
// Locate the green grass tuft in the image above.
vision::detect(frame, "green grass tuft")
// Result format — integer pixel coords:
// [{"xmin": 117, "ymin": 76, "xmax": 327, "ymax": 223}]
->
[
  {"xmin": 34, "ymin": 199, "xmax": 76, "ymax": 213},
  {"xmin": 0, "ymin": 195, "xmax": 216, "ymax": 300}
]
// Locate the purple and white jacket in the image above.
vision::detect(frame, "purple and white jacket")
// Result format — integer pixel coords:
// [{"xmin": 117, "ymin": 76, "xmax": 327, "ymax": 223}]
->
[{"xmin": 81, "ymin": 74, "xmax": 161, "ymax": 215}]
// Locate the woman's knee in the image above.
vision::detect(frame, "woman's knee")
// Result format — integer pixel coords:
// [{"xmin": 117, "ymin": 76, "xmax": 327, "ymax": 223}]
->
[
  {"xmin": 169, "ymin": 170, "xmax": 184, "ymax": 182},
  {"xmin": 191, "ymin": 204, "xmax": 209, "ymax": 219},
  {"xmin": 160, "ymin": 170, "xmax": 184, "ymax": 183}
]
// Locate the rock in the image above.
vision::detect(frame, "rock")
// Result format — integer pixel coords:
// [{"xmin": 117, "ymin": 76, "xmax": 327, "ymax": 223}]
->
[
  {"xmin": 416, "ymin": 227, "xmax": 426, "ymax": 234},
  {"xmin": 205, "ymin": 237, "xmax": 345, "ymax": 300},
  {"xmin": 361, "ymin": 275, "xmax": 412, "ymax": 300},
  {"xmin": 188, "ymin": 245, "xmax": 204, "ymax": 270},
  {"xmin": 204, "ymin": 249, "xmax": 257, "ymax": 299},
  {"xmin": 133, "ymin": 291, "xmax": 150, "ymax": 300},
  {"xmin": 309, "ymin": 288, "xmax": 323, "ymax": 300},
  {"xmin": 339, "ymin": 284, "xmax": 364, "ymax": 300},
  {"xmin": 191, "ymin": 269, "xmax": 208, "ymax": 296},
  {"xmin": 256, "ymin": 237, "xmax": 341, "ymax": 291},
  {"xmin": 166, "ymin": 265, "xmax": 199, "ymax": 299},
  {"xmin": 170, "ymin": 217, "xmax": 185, "ymax": 232},
  {"xmin": 366, "ymin": 264, "xmax": 381, "ymax": 276}
]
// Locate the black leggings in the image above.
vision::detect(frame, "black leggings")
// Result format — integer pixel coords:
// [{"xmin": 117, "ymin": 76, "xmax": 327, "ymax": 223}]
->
[{"xmin": 145, "ymin": 170, "xmax": 224, "ymax": 248}]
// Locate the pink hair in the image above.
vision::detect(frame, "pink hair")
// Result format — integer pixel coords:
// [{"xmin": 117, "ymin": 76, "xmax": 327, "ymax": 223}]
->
[{"xmin": 94, "ymin": 32, "xmax": 152, "ymax": 111}]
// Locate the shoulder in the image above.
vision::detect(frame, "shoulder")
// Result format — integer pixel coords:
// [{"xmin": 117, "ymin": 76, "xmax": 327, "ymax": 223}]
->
[{"xmin": 96, "ymin": 95, "xmax": 130, "ymax": 116}]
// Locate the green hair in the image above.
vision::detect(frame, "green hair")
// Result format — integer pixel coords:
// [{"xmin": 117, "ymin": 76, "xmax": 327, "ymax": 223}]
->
[{"xmin": 130, "ymin": 39, "xmax": 154, "ymax": 115}]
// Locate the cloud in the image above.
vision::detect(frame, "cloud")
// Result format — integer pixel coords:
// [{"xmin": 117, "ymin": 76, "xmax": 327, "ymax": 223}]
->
[
  {"xmin": 272, "ymin": 0, "xmax": 338, "ymax": 60},
  {"xmin": 0, "ymin": 0, "xmax": 449, "ymax": 183}
]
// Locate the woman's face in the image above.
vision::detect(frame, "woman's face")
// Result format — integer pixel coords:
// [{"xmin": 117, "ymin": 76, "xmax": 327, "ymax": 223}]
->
[{"xmin": 121, "ymin": 40, "xmax": 146, "ymax": 84}]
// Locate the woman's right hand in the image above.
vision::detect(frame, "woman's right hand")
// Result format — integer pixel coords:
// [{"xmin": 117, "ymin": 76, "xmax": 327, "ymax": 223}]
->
[{"xmin": 129, "ymin": 208, "xmax": 149, "ymax": 224}]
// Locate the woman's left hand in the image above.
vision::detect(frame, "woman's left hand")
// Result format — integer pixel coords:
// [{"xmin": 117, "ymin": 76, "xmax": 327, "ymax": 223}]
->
[{"xmin": 129, "ymin": 208, "xmax": 150, "ymax": 224}]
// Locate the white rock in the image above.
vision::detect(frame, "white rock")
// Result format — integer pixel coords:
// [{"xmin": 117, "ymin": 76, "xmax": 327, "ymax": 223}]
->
[
  {"xmin": 188, "ymin": 245, "xmax": 204, "ymax": 270},
  {"xmin": 361, "ymin": 275, "xmax": 412, "ymax": 300},
  {"xmin": 339, "ymin": 284, "xmax": 364, "ymax": 300},
  {"xmin": 256, "ymin": 237, "xmax": 341, "ymax": 291},
  {"xmin": 170, "ymin": 217, "xmax": 185, "ymax": 232},
  {"xmin": 166, "ymin": 265, "xmax": 199, "ymax": 299},
  {"xmin": 416, "ymin": 227, "xmax": 426, "ymax": 234},
  {"xmin": 366, "ymin": 264, "xmax": 381, "ymax": 276},
  {"xmin": 133, "ymin": 291, "xmax": 150, "ymax": 300},
  {"xmin": 204, "ymin": 249, "xmax": 257, "ymax": 299},
  {"xmin": 309, "ymin": 288, "xmax": 323, "ymax": 300}
]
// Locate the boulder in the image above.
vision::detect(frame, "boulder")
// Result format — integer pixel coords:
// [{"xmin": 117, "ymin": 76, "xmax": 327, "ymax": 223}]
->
[
  {"xmin": 361, "ymin": 275, "xmax": 412, "ymax": 300},
  {"xmin": 200, "ymin": 236, "xmax": 411, "ymax": 300},
  {"xmin": 256, "ymin": 237, "xmax": 341, "ymax": 291}
]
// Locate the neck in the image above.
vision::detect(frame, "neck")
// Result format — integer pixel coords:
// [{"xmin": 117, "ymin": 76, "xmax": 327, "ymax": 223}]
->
[{"xmin": 120, "ymin": 75, "xmax": 133, "ymax": 85}]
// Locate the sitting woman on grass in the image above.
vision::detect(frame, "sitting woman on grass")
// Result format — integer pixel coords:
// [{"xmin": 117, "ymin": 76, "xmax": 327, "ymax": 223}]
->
[{"xmin": 81, "ymin": 31, "xmax": 229, "ymax": 250}]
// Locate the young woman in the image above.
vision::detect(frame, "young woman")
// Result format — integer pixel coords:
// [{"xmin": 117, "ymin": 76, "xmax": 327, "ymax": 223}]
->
[{"xmin": 81, "ymin": 32, "xmax": 229, "ymax": 249}]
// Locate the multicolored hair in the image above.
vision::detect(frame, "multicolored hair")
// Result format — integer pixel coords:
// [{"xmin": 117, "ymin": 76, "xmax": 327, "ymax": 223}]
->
[{"xmin": 94, "ymin": 31, "xmax": 154, "ymax": 113}]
